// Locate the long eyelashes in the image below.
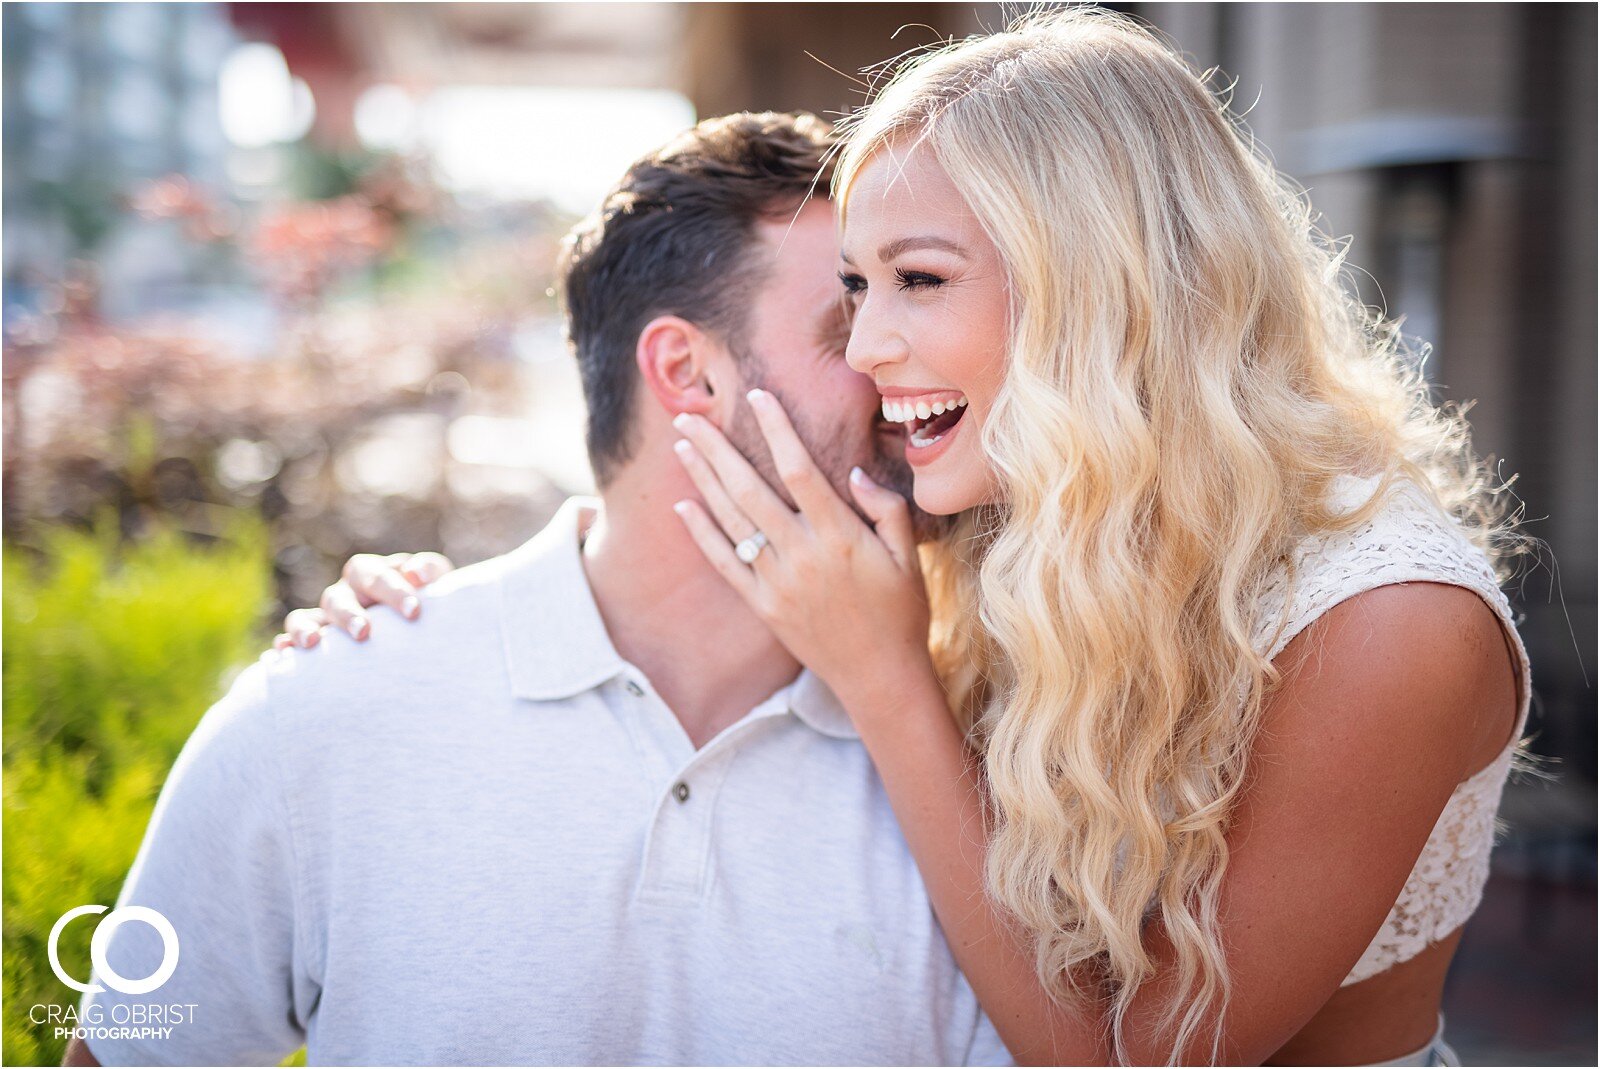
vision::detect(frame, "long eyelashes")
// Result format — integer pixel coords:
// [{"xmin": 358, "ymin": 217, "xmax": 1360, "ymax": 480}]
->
[
  {"xmin": 895, "ymin": 269, "xmax": 945, "ymax": 291},
  {"xmin": 836, "ymin": 269, "xmax": 947, "ymax": 295}
]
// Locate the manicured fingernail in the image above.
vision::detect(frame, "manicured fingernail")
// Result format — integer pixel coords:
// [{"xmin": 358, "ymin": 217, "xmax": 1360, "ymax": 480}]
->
[
  {"xmin": 746, "ymin": 388, "xmax": 766, "ymax": 403},
  {"xmin": 672, "ymin": 413, "xmax": 692, "ymax": 431},
  {"xmin": 672, "ymin": 500, "xmax": 691, "ymax": 517},
  {"xmin": 850, "ymin": 466, "xmax": 868, "ymax": 484},
  {"xmin": 673, "ymin": 439, "xmax": 693, "ymax": 457},
  {"xmin": 402, "ymin": 595, "xmax": 420, "ymax": 619},
  {"xmin": 347, "ymin": 617, "xmax": 367, "ymax": 640}
]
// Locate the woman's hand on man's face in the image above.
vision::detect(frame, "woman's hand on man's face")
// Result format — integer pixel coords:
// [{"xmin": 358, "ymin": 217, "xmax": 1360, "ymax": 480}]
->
[
  {"xmin": 670, "ymin": 389, "xmax": 939, "ymax": 713},
  {"xmin": 272, "ymin": 552, "xmax": 454, "ymax": 650}
]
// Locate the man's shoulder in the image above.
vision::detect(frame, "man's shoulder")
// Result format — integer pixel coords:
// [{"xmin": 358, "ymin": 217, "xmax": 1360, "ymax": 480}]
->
[{"xmin": 255, "ymin": 547, "xmax": 525, "ymax": 735}]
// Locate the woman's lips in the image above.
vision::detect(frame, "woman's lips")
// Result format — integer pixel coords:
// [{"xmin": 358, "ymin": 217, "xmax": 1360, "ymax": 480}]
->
[{"xmin": 905, "ymin": 404, "xmax": 964, "ymax": 466}]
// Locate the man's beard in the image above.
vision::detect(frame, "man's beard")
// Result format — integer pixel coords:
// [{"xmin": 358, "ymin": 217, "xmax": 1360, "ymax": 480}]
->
[{"xmin": 725, "ymin": 368, "xmax": 952, "ymax": 544}]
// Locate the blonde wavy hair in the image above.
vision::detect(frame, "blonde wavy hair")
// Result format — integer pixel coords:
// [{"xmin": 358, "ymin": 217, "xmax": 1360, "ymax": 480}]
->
[{"xmin": 835, "ymin": 7, "xmax": 1519, "ymax": 1063}]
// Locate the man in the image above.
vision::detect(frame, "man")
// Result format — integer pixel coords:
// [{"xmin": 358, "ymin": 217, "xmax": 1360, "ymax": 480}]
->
[{"xmin": 70, "ymin": 112, "xmax": 1009, "ymax": 1066}]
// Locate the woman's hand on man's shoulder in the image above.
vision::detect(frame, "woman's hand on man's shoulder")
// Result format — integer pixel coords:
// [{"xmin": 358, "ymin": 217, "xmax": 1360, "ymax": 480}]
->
[{"xmin": 272, "ymin": 552, "xmax": 455, "ymax": 651}]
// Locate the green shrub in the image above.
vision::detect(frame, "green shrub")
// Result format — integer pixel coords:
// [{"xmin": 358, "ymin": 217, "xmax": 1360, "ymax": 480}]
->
[
  {"xmin": 3, "ymin": 521, "xmax": 272, "ymax": 775},
  {"xmin": 3, "ymin": 520, "xmax": 274, "ymax": 1066}
]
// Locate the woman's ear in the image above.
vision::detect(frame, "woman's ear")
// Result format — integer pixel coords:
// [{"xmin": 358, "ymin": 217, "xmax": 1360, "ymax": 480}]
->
[{"xmin": 636, "ymin": 315, "xmax": 719, "ymax": 416}]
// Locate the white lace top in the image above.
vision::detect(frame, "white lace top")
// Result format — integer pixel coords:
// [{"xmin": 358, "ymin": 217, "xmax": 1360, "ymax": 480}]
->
[{"xmin": 1250, "ymin": 473, "xmax": 1531, "ymax": 987}]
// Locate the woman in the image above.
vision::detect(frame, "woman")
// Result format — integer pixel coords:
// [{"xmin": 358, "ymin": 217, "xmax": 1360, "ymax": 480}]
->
[{"xmin": 281, "ymin": 10, "xmax": 1527, "ymax": 1065}]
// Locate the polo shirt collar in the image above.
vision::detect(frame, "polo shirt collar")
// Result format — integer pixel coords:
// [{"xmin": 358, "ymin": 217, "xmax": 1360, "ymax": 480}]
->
[
  {"xmin": 786, "ymin": 667, "xmax": 861, "ymax": 740},
  {"xmin": 499, "ymin": 496, "xmax": 860, "ymax": 741}
]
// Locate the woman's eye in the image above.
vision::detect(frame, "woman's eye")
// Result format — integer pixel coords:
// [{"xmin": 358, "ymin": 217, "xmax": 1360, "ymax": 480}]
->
[
  {"xmin": 837, "ymin": 271, "xmax": 867, "ymax": 296},
  {"xmin": 895, "ymin": 269, "xmax": 945, "ymax": 291}
]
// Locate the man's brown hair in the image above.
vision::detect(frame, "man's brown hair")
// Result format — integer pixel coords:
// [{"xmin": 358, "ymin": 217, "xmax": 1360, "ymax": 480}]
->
[{"xmin": 558, "ymin": 111, "xmax": 836, "ymax": 485}]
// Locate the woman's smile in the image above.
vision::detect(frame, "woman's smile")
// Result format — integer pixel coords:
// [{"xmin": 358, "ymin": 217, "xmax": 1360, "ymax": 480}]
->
[
  {"xmin": 877, "ymin": 390, "xmax": 970, "ymax": 461},
  {"xmin": 838, "ymin": 142, "xmax": 1011, "ymax": 514}
]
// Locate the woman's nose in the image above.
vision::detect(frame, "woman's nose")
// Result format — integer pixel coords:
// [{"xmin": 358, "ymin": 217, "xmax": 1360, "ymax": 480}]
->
[{"xmin": 844, "ymin": 301, "xmax": 904, "ymax": 377}]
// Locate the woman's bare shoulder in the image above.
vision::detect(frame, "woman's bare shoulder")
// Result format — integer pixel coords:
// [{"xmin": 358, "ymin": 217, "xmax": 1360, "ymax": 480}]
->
[{"xmin": 1268, "ymin": 580, "xmax": 1517, "ymax": 784}]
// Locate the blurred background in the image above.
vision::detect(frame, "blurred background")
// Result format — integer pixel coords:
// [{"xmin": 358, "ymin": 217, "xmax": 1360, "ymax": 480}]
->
[{"xmin": 2, "ymin": 3, "xmax": 1593, "ymax": 1065}]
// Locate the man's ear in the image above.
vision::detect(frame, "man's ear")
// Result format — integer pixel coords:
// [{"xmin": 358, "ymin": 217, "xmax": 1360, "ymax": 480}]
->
[{"xmin": 636, "ymin": 315, "xmax": 723, "ymax": 418}]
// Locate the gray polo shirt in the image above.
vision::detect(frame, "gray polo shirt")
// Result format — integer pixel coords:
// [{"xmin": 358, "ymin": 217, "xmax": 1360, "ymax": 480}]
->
[{"xmin": 83, "ymin": 497, "xmax": 1013, "ymax": 1066}]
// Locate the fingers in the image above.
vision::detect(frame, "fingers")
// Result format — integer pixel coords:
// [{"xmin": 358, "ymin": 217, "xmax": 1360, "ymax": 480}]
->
[
  {"xmin": 342, "ymin": 554, "xmax": 421, "ymax": 619},
  {"xmin": 281, "ymin": 607, "xmax": 328, "ymax": 649},
  {"xmin": 280, "ymin": 546, "xmax": 447, "ymax": 654},
  {"xmin": 296, "ymin": 548, "xmax": 445, "ymax": 652},
  {"xmin": 370, "ymin": 567, "xmax": 422, "ymax": 620},
  {"xmin": 672, "ymin": 439, "xmax": 770, "ymax": 567},
  {"xmin": 746, "ymin": 389, "xmax": 851, "ymax": 530},
  {"xmin": 339, "ymin": 554, "xmax": 390, "ymax": 606},
  {"xmin": 321, "ymin": 579, "xmax": 371, "ymax": 640},
  {"xmin": 848, "ymin": 467, "xmax": 921, "ymax": 575},
  {"xmin": 671, "ymin": 500, "xmax": 762, "ymax": 604},
  {"xmin": 399, "ymin": 552, "xmax": 454, "ymax": 587},
  {"xmin": 671, "ymin": 413, "xmax": 801, "ymax": 545}
]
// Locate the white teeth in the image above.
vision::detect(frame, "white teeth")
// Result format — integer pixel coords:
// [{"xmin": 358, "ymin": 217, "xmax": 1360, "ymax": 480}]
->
[{"xmin": 879, "ymin": 394, "xmax": 968, "ymax": 424}]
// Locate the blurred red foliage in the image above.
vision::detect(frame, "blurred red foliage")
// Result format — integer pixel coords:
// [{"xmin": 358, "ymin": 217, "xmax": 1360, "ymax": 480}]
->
[{"xmin": 5, "ymin": 162, "xmax": 572, "ymax": 617}]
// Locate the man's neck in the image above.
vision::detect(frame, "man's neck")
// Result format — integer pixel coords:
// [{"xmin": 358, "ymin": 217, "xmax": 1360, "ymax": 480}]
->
[{"xmin": 579, "ymin": 470, "xmax": 801, "ymax": 750}]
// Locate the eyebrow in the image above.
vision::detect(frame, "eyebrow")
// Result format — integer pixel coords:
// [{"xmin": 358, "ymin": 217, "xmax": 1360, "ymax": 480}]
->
[
  {"xmin": 838, "ymin": 235, "xmax": 970, "ymax": 266},
  {"xmin": 878, "ymin": 236, "xmax": 969, "ymax": 260}
]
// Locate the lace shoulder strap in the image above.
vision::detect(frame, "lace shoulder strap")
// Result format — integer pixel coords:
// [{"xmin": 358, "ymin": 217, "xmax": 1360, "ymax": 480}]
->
[
  {"xmin": 1249, "ymin": 474, "xmax": 1534, "ymax": 986},
  {"xmin": 1253, "ymin": 475, "xmax": 1525, "ymax": 718}
]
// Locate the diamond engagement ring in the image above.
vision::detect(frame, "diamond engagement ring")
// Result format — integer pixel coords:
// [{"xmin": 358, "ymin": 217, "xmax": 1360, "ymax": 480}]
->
[{"xmin": 734, "ymin": 531, "xmax": 769, "ymax": 564}]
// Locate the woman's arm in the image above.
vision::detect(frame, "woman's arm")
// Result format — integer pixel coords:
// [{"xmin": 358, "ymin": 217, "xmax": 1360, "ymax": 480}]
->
[
  {"xmin": 835, "ymin": 656, "xmax": 1107, "ymax": 1065},
  {"xmin": 838, "ymin": 581, "xmax": 1515, "ymax": 1065}
]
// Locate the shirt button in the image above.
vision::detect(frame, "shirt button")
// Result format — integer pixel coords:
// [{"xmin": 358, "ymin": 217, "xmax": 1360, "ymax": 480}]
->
[
  {"xmin": 624, "ymin": 679, "xmax": 645, "ymax": 697},
  {"xmin": 673, "ymin": 781, "xmax": 691, "ymax": 803}
]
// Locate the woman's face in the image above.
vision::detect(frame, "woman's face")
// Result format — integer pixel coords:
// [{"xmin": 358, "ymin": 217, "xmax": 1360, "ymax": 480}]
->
[{"xmin": 839, "ymin": 142, "xmax": 1010, "ymax": 516}]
